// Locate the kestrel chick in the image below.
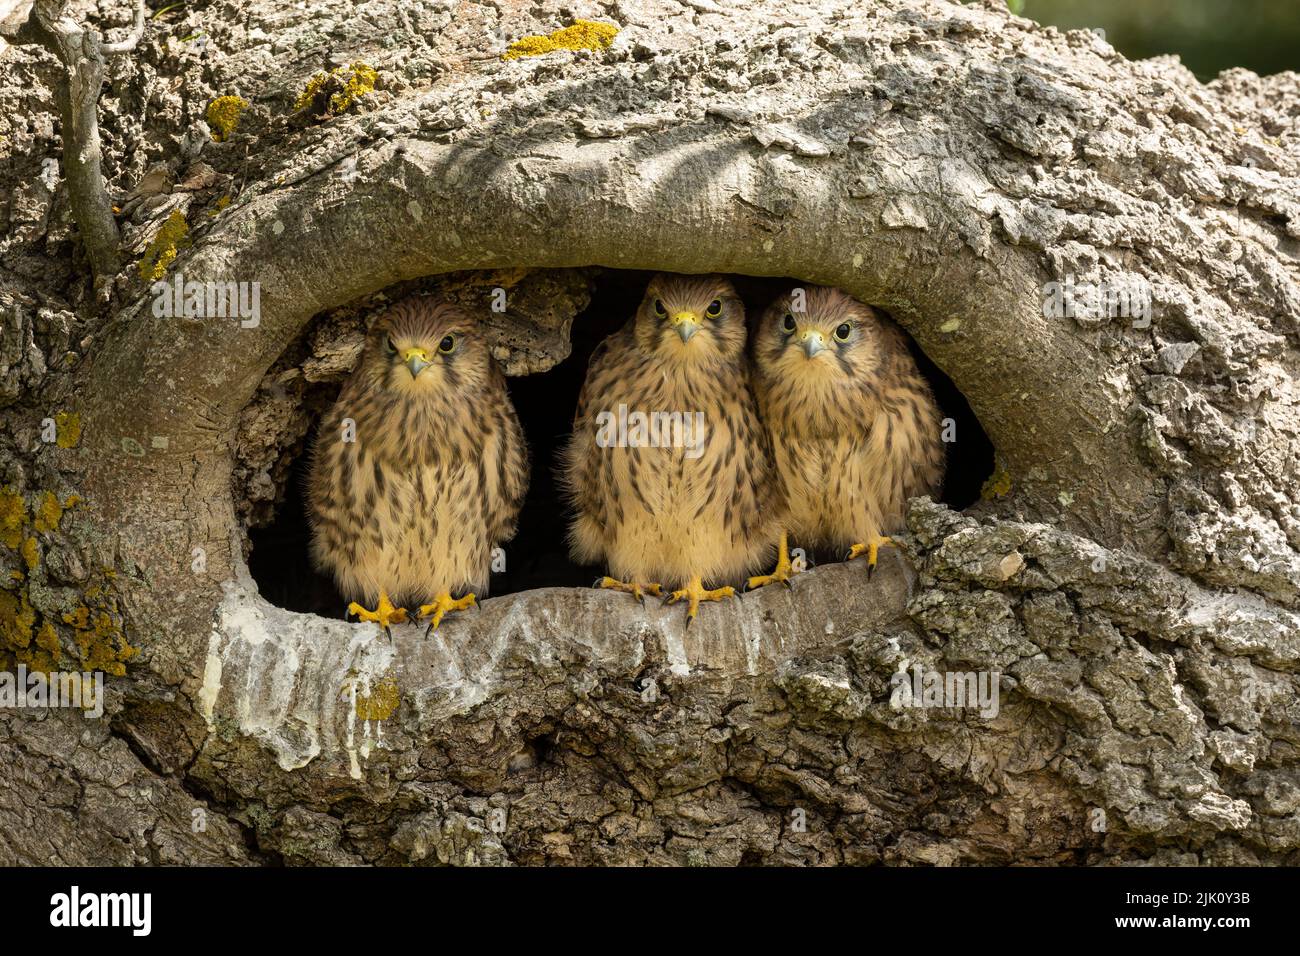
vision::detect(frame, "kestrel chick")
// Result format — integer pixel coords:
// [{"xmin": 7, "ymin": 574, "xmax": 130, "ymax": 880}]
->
[
  {"xmin": 307, "ymin": 298, "xmax": 528, "ymax": 635},
  {"xmin": 748, "ymin": 286, "xmax": 943, "ymax": 588},
  {"xmin": 561, "ymin": 274, "xmax": 780, "ymax": 624}
]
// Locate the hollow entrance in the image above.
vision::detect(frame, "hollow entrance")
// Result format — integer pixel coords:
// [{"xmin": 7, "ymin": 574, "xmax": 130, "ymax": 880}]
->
[{"xmin": 247, "ymin": 268, "xmax": 994, "ymax": 617}]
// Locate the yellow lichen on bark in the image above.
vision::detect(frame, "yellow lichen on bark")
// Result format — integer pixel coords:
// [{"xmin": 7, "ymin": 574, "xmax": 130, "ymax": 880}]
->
[
  {"xmin": 981, "ymin": 461, "xmax": 1013, "ymax": 500},
  {"xmin": 206, "ymin": 95, "xmax": 250, "ymax": 142},
  {"xmin": 0, "ymin": 589, "xmax": 36, "ymax": 648},
  {"xmin": 293, "ymin": 72, "xmax": 329, "ymax": 112},
  {"xmin": 62, "ymin": 594, "xmax": 139, "ymax": 677},
  {"xmin": 54, "ymin": 411, "xmax": 81, "ymax": 448},
  {"xmin": 33, "ymin": 491, "xmax": 66, "ymax": 533},
  {"xmin": 137, "ymin": 210, "xmax": 190, "ymax": 281},
  {"xmin": 0, "ymin": 486, "xmax": 24, "ymax": 549},
  {"xmin": 503, "ymin": 21, "xmax": 619, "ymax": 60},
  {"xmin": 74, "ymin": 610, "xmax": 139, "ymax": 676},
  {"xmin": 0, "ymin": 588, "xmax": 60, "ymax": 670},
  {"xmin": 330, "ymin": 63, "xmax": 378, "ymax": 114},
  {"xmin": 2, "ymin": 480, "xmax": 134, "ymax": 673},
  {"xmin": 293, "ymin": 63, "xmax": 379, "ymax": 116},
  {"xmin": 353, "ymin": 675, "xmax": 400, "ymax": 720}
]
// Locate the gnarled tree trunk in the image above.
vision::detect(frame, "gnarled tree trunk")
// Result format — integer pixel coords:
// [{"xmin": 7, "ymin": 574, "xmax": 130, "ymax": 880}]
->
[{"xmin": 1, "ymin": 0, "xmax": 1297, "ymax": 865}]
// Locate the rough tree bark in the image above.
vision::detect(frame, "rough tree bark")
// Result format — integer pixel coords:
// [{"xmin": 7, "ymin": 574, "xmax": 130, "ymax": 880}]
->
[{"xmin": 0, "ymin": 0, "xmax": 1297, "ymax": 865}]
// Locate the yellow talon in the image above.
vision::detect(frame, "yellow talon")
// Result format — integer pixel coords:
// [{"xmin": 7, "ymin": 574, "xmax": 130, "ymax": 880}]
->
[
  {"xmin": 595, "ymin": 576, "xmax": 663, "ymax": 604},
  {"xmin": 664, "ymin": 574, "xmax": 735, "ymax": 626},
  {"xmin": 747, "ymin": 532, "xmax": 799, "ymax": 590},
  {"xmin": 419, "ymin": 592, "xmax": 478, "ymax": 633},
  {"xmin": 347, "ymin": 590, "xmax": 408, "ymax": 634},
  {"xmin": 847, "ymin": 535, "xmax": 894, "ymax": 579}
]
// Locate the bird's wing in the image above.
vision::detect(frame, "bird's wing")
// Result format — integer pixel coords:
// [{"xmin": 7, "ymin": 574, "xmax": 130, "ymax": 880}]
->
[
  {"xmin": 487, "ymin": 397, "xmax": 530, "ymax": 543},
  {"xmin": 572, "ymin": 334, "xmax": 615, "ymax": 430},
  {"xmin": 561, "ymin": 329, "xmax": 630, "ymax": 546},
  {"xmin": 728, "ymin": 376, "xmax": 783, "ymax": 549},
  {"xmin": 869, "ymin": 345, "xmax": 946, "ymax": 520}
]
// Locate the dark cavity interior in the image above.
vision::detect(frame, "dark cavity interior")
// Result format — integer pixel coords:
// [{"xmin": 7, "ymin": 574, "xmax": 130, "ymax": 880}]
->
[{"xmin": 248, "ymin": 269, "xmax": 995, "ymax": 617}]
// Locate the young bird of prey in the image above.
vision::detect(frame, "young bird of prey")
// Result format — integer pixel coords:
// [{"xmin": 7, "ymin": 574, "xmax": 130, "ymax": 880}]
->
[
  {"xmin": 562, "ymin": 274, "xmax": 780, "ymax": 624},
  {"xmin": 747, "ymin": 286, "xmax": 944, "ymax": 588},
  {"xmin": 306, "ymin": 298, "xmax": 528, "ymax": 636}
]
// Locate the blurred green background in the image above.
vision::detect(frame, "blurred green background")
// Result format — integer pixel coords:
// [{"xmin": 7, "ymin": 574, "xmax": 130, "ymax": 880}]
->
[{"xmin": 1003, "ymin": 0, "xmax": 1300, "ymax": 79}]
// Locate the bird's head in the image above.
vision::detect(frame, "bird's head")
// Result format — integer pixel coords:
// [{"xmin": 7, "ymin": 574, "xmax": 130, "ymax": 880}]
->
[
  {"xmin": 634, "ymin": 274, "xmax": 746, "ymax": 362},
  {"xmin": 755, "ymin": 286, "xmax": 885, "ymax": 392},
  {"xmin": 364, "ymin": 299, "xmax": 494, "ymax": 397}
]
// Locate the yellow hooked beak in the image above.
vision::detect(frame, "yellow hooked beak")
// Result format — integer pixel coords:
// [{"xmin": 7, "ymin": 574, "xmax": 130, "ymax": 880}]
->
[
  {"xmin": 401, "ymin": 346, "xmax": 431, "ymax": 378},
  {"xmin": 800, "ymin": 330, "xmax": 827, "ymax": 358},
  {"xmin": 671, "ymin": 311, "xmax": 700, "ymax": 343}
]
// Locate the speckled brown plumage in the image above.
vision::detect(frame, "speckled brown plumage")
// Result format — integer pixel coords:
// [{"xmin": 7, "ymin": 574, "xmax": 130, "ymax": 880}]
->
[
  {"xmin": 749, "ymin": 286, "xmax": 943, "ymax": 582},
  {"xmin": 306, "ymin": 298, "xmax": 528, "ymax": 631},
  {"xmin": 561, "ymin": 274, "xmax": 781, "ymax": 620}
]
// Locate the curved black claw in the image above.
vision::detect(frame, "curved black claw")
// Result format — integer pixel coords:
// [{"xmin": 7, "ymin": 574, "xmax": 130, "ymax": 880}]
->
[
  {"xmin": 592, "ymin": 577, "xmax": 604, "ymax": 589},
  {"xmin": 423, "ymin": 619, "xmax": 435, "ymax": 639},
  {"xmin": 867, "ymin": 562, "xmax": 876, "ymax": 582},
  {"xmin": 684, "ymin": 613, "xmax": 694, "ymax": 631}
]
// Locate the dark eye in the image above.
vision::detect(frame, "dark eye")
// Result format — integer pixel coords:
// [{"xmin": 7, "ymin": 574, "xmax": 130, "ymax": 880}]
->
[
  {"xmin": 385, "ymin": 337, "xmax": 397, "ymax": 354},
  {"xmin": 781, "ymin": 314, "xmax": 796, "ymax": 334},
  {"xmin": 706, "ymin": 299, "xmax": 722, "ymax": 318},
  {"xmin": 653, "ymin": 299, "xmax": 667, "ymax": 318},
  {"xmin": 834, "ymin": 323, "xmax": 852, "ymax": 342},
  {"xmin": 438, "ymin": 335, "xmax": 456, "ymax": 354}
]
